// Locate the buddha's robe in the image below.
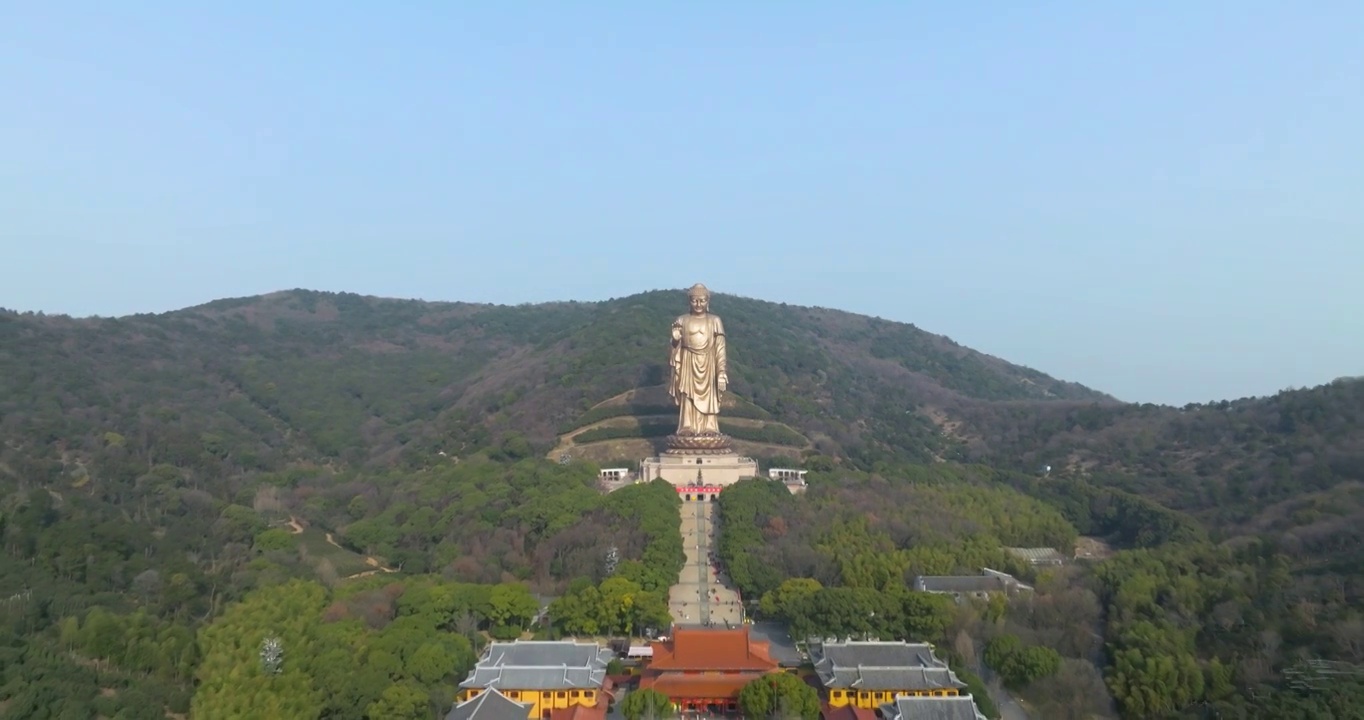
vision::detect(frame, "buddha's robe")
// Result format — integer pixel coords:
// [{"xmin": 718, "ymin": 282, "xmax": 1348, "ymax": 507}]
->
[{"xmin": 669, "ymin": 312, "xmax": 726, "ymax": 435}]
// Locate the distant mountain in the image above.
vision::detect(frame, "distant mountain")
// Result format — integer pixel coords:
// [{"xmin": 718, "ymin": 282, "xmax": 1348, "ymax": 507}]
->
[{"xmin": 954, "ymin": 375, "xmax": 1364, "ymax": 534}]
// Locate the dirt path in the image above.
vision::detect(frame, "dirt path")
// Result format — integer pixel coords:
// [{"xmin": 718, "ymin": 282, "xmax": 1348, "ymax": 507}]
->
[
  {"xmin": 289, "ymin": 517, "xmax": 397, "ymax": 578},
  {"xmin": 547, "ymin": 414, "xmax": 675, "ymax": 458},
  {"xmin": 324, "ymin": 531, "xmax": 399, "ymax": 577}
]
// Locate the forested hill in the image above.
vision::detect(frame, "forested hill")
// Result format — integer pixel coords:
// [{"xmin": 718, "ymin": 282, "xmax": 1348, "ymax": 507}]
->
[
  {"xmin": 0, "ymin": 288, "xmax": 1108, "ymax": 474},
  {"xmin": 2, "ymin": 288, "xmax": 1363, "ymax": 717},
  {"xmin": 2, "ymin": 289, "xmax": 1359, "ymax": 531},
  {"xmin": 2, "ymin": 289, "xmax": 1359, "ymax": 529}
]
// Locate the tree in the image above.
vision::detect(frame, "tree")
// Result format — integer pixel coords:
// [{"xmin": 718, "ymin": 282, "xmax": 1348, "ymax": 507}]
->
[
  {"xmin": 620, "ymin": 688, "xmax": 675, "ymax": 720},
  {"xmin": 759, "ymin": 578, "xmax": 822, "ymax": 621},
  {"xmin": 365, "ymin": 681, "xmax": 430, "ymax": 720},
  {"xmin": 984, "ymin": 634, "xmax": 1061, "ymax": 690},
  {"xmin": 898, "ymin": 591, "xmax": 955, "ymax": 643},
  {"xmin": 952, "ymin": 630, "xmax": 976, "ymax": 668},
  {"xmin": 488, "ymin": 583, "xmax": 540, "ymax": 630},
  {"xmin": 1022, "ymin": 658, "xmax": 1115, "ymax": 720},
  {"xmin": 190, "ymin": 580, "xmax": 329, "ymax": 719},
  {"xmin": 254, "ymin": 528, "xmax": 296, "ymax": 553},
  {"xmin": 983, "ymin": 635, "xmax": 1022, "ymax": 672},
  {"xmin": 738, "ymin": 673, "xmax": 819, "ymax": 720},
  {"xmin": 497, "ymin": 433, "xmax": 534, "ymax": 461}
]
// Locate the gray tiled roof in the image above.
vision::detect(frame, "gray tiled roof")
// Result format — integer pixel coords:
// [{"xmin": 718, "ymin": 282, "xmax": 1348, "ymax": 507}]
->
[
  {"xmin": 845, "ymin": 665, "xmax": 965, "ymax": 690},
  {"xmin": 821, "ymin": 666, "xmax": 965, "ymax": 691},
  {"xmin": 817, "ymin": 642, "xmax": 942, "ymax": 669},
  {"xmin": 446, "ymin": 689, "xmax": 534, "ymax": 720},
  {"xmin": 914, "ymin": 576, "xmax": 1005, "ymax": 594},
  {"xmin": 812, "ymin": 642, "xmax": 966, "ymax": 692},
  {"xmin": 1004, "ymin": 547, "xmax": 1067, "ymax": 564},
  {"xmin": 879, "ymin": 695, "xmax": 987, "ymax": 720},
  {"xmin": 484, "ymin": 641, "xmax": 610, "ymax": 668},
  {"xmin": 460, "ymin": 641, "xmax": 612, "ymax": 690}
]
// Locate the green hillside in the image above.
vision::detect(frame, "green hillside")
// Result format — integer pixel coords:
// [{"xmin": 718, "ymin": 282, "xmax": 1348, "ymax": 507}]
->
[{"xmin": 1, "ymin": 289, "xmax": 1361, "ymax": 718}]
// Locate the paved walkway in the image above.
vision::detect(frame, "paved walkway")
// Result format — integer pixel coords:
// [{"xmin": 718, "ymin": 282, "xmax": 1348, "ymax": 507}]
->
[{"xmin": 669, "ymin": 501, "xmax": 743, "ymax": 628}]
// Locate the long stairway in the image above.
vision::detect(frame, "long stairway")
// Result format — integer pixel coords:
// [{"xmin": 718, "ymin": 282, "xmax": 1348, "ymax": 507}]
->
[{"xmin": 667, "ymin": 500, "xmax": 744, "ymax": 627}]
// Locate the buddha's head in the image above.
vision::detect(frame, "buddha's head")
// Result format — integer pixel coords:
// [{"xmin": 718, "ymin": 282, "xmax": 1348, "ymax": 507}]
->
[{"xmin": 687, "ymin": 284, "xmax": 711, "ymax": 314}]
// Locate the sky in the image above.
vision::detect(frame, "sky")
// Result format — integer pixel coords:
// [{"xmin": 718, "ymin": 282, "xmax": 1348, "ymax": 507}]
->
[{"xmin": 3, "ymin": 3, "xmax": 1361, "ymax": 406}]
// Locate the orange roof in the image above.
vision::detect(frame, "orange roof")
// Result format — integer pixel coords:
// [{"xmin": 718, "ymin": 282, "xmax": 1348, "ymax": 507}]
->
[
  {"xmin": 648, "ymin": 628, "xmax": 779, "ymax": 671},
  {"xmin": 640, "ymin": 672, "xmax": 769, "ymax": 700},
  {"xmin": 550, "ymin": 704, "xmax": 606, "ymax": 720},
  {"xmin": 820, "ymin": 704, "xmax": 878, "ymax": 720}
]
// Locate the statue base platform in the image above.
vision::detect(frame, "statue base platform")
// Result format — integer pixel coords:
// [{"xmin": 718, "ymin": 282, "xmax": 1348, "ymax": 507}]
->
[
  {"xmin": 663, "ymin": 432, "xmax": 734, "ymax": 455},
  {"xmin": 640, "ymin": 448, "xmax": 759, "ymax": 493}
]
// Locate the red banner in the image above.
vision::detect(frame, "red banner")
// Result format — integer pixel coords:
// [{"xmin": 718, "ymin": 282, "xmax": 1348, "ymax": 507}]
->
[{"xmin": 676, "ymin": 485, "xmax": 724, "ymax": 494}]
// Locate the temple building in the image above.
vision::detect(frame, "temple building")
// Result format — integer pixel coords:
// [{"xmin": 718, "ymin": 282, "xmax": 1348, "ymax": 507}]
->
[
  {"xmin": 637, "ymin": 627, "xmax": 782, "ymax": 714},
  {"xmin": 877, "ymin": 694, "xmax": 988, "ymax": 720},
  {"xmin": 446, "ymin": 689, "xmax": 534, "ymax": 720},
  {"xmin": 641, "ymin": 454, "xmax": 760, "ymax": 494},
  {"xmin": 811, "ymin": 640, "xmax": 967, "ymax": 710},
  {"xmin": 912, "ymin": 568, "xmax": 1033, "ymax": 602},
  {"xmin": 454, "ymin": 640, "xmax": 613, "ymax": 720}
]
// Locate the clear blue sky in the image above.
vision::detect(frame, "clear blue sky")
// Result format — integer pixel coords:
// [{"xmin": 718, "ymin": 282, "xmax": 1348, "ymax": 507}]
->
[{"xmin": 3, "ymin": 3, "xmax": 1361, "ymax": 405}]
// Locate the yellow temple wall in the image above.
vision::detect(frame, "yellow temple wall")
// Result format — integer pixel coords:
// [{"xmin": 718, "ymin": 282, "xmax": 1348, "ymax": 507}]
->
[
  {"xmin": 459, "ymin": 688, "xmax": 600, "ymax": 718},
  {"xmin": 826, "ymin": 688, "xmax": 960, "ymax": 708}
]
